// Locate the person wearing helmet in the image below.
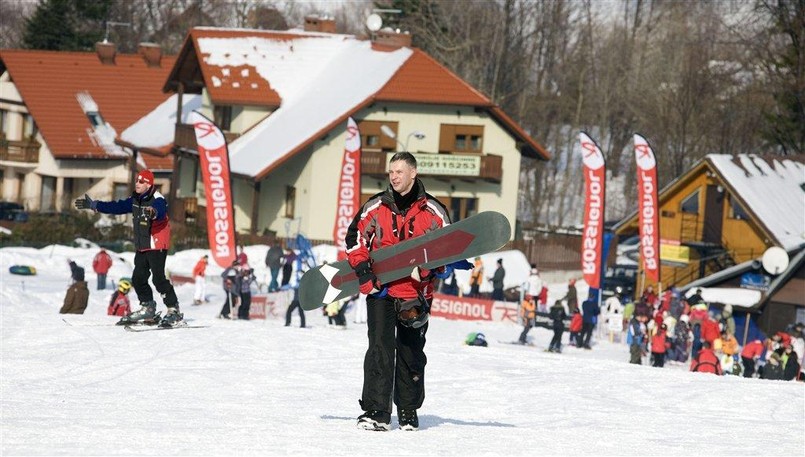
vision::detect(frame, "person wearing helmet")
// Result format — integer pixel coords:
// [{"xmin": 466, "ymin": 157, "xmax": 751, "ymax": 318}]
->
[{"xmin": 108, "ymin": 279, "xmax": 133, "ymax": 317}]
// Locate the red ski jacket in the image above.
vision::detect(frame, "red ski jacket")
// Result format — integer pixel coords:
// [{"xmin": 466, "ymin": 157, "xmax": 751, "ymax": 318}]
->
[
  {"xmin": 570, "ymin": 313, "xmax": 583, "ymax": 332},
  {"xmin": 93, "ymin": 250, "xmax": 113, "ymax": 274},
  {"xmin": 345, "ymin": 180, "xmax": 450, "ymax": 300},
  {"xmin": 740, "ymin": 340, "xmax": 764, "ymax": 359},
  {"xmin": 690, "ymin": 348, "xmax": 722, "ymax": 375}
]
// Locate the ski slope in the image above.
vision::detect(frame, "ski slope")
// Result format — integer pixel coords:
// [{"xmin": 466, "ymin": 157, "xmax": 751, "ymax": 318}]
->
[{"xmin": 1, "ymin": 245, "xmax": 802, "ymax": 455}]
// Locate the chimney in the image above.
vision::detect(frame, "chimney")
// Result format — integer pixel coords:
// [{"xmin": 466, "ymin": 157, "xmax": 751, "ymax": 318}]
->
[
  {"xmin": 138, "ymin": 42, "xmax": 162, "ymax": 68},
  {"xmin": 304, "ymin": 15, "xmax": 336, "ymax": 33},
  {"xmin": 95, "ymin": 41, "xmax": 116, "ymax": 65},
  {"xmin": 374, "ymin": 29, "xmax": 412, "ymax": 48}
]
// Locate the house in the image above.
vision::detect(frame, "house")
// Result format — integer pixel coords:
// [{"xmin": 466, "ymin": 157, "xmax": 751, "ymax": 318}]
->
[
  {"xmin": 0, "ymin": 44, "xmax": 176, "ymax": 212},
  {"xmin": 614, "ymin": 154, "xmax": 804, "ymax": 334},
  {"xmin": 145, "ymin": 21, "xmax": 550, "ymax": 241}
]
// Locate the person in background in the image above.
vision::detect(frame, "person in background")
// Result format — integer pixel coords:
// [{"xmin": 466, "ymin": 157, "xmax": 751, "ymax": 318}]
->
[
  {"xmin": 192, "ymin": 255, "xmax": 208, "ymax": 305},
  {"xmin": 627, "ymin": 314, "xmax": 648, "ymax": 364},
  {"xmin": 741, "ymin": 339, "xmax": 765, "ymax": 378},
  {"xmin": 563, "ymin": 278, "xmax": 578, "ymax": 313},
  {"xmin": 719, "ymin": 304, "xmax": 736, "ymax": 337},
  {"xmin": 761, "ymin": 352, "xmax": 784, "ymax": 380},
  {"xmin": 690, "ymin": 340, "xmax": 722, "ymax": 375},
  {"xmin": 569, "ymin": 309, "xmax": 583, "ymax": 347},
  {"xmin": 525, "ymin": 265, "xmax": 544, "ymax": 312},
  {"xmin": 651, "ymin": 323, "xmax": 668, "ymax": 368},
  {"xmin": 60, "ymin": 267, "xmax": 89, "ymax": 314},
  {"xmin": 548, "ymin": 299, "xmax": 567, "ymax": 353},
  {"xmin": 490, "ymin": 258, "xmax": 505, "ymax": 301},
  {"xmin": 92, "ymin": 248, "xmax": 113, "ymax": 290},
  {"xmin": 580, "ymin": 297, "xmax": 599, "ymax": 349},
  {"xmin": 75, "ymin": 169, "xmax": 183, "ymax": 328},
  {"xmin": 219, "ymin": 260, "xmax": 241, "ymax": 319},
  {"xmin": 265, "ymin": 242, "xmax": 284, "ymax": 292},
  {"xmin": 281, "ymin": 249, "xmax": 297, "ymax": 287},
  {"xmin": 238, "ymin": 268, "xmax": 257, "ymax": 320},
  {"xmin": 781, "ymin": 346, "xmax": 801, "ymax": 381},
  {"xmin": 352, "ymin": 293, "xmax": 368, "ymax": 324},
  {"xmin": 469, "ymin": 257, "xmax": 484, "ymax": 298},
  {"xmin": 285, "ymin": 287, "xmax": 306, "ymax": 328},
  {"xmin": 518, "ymin": 294, "xmax": 537, "ymax": 345},
  {"xmin": 107, "ymin": 278, "xmax": 132, "ymax": 316},
  {"xmin": 68, "ymin": 260, "xmax": 84, "ymax": 284},
  {"xmin": 641, "ymin": 284, "xmax": 659, "ymax": 308}
]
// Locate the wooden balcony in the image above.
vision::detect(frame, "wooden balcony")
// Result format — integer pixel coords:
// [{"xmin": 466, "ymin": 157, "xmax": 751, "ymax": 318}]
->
[
  {"xmin": 174, "ymin": 123, "xmax": 240, "ymax": 151},
  {"xmin": 0, "ymin": 138, "xmax": 40, "ymax": 163},
  {"xmin": 361, "ymin": 150, "xmax": 503, "ymax": 182}
]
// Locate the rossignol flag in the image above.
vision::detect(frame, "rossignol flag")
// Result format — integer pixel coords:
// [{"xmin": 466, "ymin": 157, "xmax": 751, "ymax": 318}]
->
[
  {"xmin": 333, "ymin": 117, "xmax": 362, "ymax": 260},
  {"xmin": 579, "ymin": 132, "xmax": 606, "ymax": 289},
  {"xmin": 634, "ymin": 134, "xmax": 661, "ymax": 283},
  {"xmin": 190, "ymin": 111, "xmax": 236, "ymax": 268}
]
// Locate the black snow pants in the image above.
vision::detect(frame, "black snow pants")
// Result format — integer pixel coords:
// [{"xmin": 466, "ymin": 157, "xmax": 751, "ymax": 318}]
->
[
  {"xmin": 361, "ymin": 294, "xmax": 428, "ymax": 413},
  {"xmin": 132, "ymin": 249, "xmax": 178, "ymax": 308}
]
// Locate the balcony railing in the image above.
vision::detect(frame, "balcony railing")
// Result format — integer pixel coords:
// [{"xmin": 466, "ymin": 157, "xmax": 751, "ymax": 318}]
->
[
  {"xmin": 361, "ymin": 150, "xmax": 503, "ymax": 182},
  {"xmin": 174, "ymin": 123, "xmax": 240, "ymax": 150},
  {"xmin": 0, "ymin": 138, "xmax": 40, "ymax": 163}
]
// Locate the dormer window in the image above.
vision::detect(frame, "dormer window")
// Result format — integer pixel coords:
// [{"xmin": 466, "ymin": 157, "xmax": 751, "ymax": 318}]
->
[{"xmin": 214, "ymin": 105, "xmax": 232, "ymax": 131}]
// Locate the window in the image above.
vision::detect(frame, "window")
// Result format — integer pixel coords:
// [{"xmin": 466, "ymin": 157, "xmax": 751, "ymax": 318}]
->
[
  {"xmin": 357, "ymin": 120, "xmax": 398, "ymax": 152},
  {"xmin": 40, "ymin": 176, "xmax": 56, "ymax": 211},
  {"xmin": 680, "ymin": 189, "xmax": 699, "ymax": 214},
  {"xmin": 448, "ymin": 197, "xmax": 477, "ymax": 222},
  {"xmin": 284, "ymin": 185, "xmax": 296, "ymax": 218},
  {"xmin": 86, "ymin": 111, "xmax": 104, "ymax": 128},
  {"xmin": 22, "ymin": 113, "xmax": 38, "ymax": 141},
  {"xmin": 439, "ymin": 124, "xmax": 483, "ymax": 153},
  {"xmin": 213, "ymin": 105, "xmax": 233, "ymax": 131},
  {"xmin": 728, "ymin": 194, "xmax": 749, "ymax": 220},
  {"xmin": 0, "ymin": 110, "xmax": 7, "ymax": 138},
  {"xmin": 113, "ymin": 183, "xmax": 129, "ymax": 200}
]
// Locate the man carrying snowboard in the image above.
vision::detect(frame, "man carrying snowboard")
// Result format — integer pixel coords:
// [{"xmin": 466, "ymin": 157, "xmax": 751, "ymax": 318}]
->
[
  {"xmin": 345, "ymin": 152, "xmax": 452, "ymax": 432},
  {"xmin": 75, "ymin": 169, "xmax": 183, "ymax": 328}
]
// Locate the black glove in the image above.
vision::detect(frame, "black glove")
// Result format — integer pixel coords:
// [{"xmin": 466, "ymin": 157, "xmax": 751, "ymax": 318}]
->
[
  {"xmin": 74, "ymin": 194, "xmax": 96, "ymax": 210},
  {"xmin": 354, "ymin": 261, "xmax": 381, "ymax": 295}
]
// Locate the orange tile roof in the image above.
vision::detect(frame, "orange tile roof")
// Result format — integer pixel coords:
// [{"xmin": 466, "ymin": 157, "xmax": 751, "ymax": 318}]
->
[{"xmin": 0, "ymin": 49, "xmax": 176, "ymax": 159}]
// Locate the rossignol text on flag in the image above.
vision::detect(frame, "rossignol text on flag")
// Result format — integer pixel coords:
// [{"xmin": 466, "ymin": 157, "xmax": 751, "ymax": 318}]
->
[
  {"xmin": 190, "ymin": 111, "xmax": 236, "ymax": 268},
  {"xmin": 333, "ymin": 117, "xmax": 362, "ymax": 260},
  {"xmin": 579, "ymin": 132, "xmax": 606, "ymax": 289},
  {"xmin": 634, "ymin": 134, "xmax": 661, "ymax": 283}
]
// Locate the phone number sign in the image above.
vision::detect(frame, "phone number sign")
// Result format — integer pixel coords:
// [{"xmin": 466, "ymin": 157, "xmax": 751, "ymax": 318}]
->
[{"xmin": 386, "ymin": 153, "xmax": 481, "ymax": 176}]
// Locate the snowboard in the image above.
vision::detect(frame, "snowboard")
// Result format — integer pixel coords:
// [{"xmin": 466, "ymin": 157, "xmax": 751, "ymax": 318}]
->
[{"xmin": 299, "ymin": 211, "xmax": 511, "ymax": 310}]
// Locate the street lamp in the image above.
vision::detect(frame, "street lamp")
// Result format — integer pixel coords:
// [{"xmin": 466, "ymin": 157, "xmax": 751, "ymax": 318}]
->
[{"xmin": 381, "ymin": 125, "xmax": 425, "ymax": 152}]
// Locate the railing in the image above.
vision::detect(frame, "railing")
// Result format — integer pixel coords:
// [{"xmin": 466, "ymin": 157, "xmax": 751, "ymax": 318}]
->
[
  {"xmin": 361, "ymin": 150, "xmax": 503, "ymax": 182},
  {"xmin": 0, "ymin": 138, "xmax": 40, "ymax": 163}
]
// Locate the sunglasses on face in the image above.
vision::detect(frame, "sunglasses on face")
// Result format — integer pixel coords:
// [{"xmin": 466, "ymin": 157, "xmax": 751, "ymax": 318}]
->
[{"xmin": 136, "ymin": 178, "xmax": 150, "ymax": 184}]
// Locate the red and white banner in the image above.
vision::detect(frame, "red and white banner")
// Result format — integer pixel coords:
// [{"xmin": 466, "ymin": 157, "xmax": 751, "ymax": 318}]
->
[
  {"xmin": 579, "ymin": 132, "xmax": 606, "ymax": 289},
  {"xmin": 190, "ymin": 111, "xmax": 236, "ymax": 268},
  {"xmin": 430, "ymin": 293, "xmax": 520, "ymax": 323},
  {"xmin": 634, "ymin": 134, "xmax": 661, "ymax": 283},
  {"xmin": 333, "ymin": 117, "xmax": 362, "ymax": 260}
]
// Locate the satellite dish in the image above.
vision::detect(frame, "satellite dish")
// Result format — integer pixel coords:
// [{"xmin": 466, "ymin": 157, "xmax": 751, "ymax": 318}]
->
[
  {"xmin": 761, "ymin": 246, "xmax": 789, "ymax": 275},
  {"xmin": 366, "ymin": 13, "xmax": 383, "ymax": 32}
]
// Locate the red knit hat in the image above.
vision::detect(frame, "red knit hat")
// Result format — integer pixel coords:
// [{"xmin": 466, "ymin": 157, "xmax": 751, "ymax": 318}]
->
[{"xmin": 137, "ymin": 169, "xmax": 154, "ymax": 185}]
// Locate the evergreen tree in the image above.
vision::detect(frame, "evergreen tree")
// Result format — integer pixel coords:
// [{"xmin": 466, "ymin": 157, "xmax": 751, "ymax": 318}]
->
[{"xmin": 22, "ymin": 0, "xmax": 110, "ymax": 51}]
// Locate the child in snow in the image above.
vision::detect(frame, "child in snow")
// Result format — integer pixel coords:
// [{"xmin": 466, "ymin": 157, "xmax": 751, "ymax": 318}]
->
[
  {"xmin": 108, "ymin": 278, "xmax": 133, "ymax": 317},
  {"xmin": 569, "ymin": 309, "xmax": 583, "ymax": 347}
]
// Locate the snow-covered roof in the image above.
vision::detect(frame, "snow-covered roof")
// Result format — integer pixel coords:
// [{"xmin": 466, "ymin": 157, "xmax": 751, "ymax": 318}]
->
[
  {"xmin": 192, "ymin": 34, "xmax": 412, "ymax": 176},
  {"xmin": 121, "ymin": 94, "xmax": 202, "ymax": 149},
  {"xmin": 684, "ymin": 287, "xmax": 762, "ymax": 308},
  {"xmin": 708, "ymin": 154, "xmax": 805, "ymax": 250}
]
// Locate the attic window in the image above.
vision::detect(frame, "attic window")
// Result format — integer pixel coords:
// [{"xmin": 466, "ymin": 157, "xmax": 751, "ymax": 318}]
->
[
  {"xmin": 86, "ymin": 112, "xmax": 104, "ymax": 128},
  {"xmin": 727, "ymin": 194, "xmax": 749, "ymax": 220},
  {"xmin": 680, "ymin": 189, "xmax": 699, "ymax": 214}
]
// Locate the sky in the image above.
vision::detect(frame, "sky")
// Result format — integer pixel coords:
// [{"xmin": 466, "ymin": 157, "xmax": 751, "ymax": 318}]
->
[{"xmin": 1, "ymin": 243, "xmax": 803, "ymax": 456}]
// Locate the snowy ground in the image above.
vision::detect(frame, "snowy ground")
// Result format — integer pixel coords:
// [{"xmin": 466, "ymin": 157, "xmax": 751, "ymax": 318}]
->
[{"xmin": 1, "ymin": 245, "xmax": 803, "ymax": 456}]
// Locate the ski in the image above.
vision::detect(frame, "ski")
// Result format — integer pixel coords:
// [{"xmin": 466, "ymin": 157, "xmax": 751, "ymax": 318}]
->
[{"xmin": 124, "ymin": 323, "xmax": 208, "ymax": 332}]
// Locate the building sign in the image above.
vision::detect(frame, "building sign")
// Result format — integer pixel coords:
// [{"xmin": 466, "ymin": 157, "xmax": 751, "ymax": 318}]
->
[
  {"xmin": 740, "ymin": 272, "xmax": 770, "ymax": 291},
  {"xmin": 660, "ymin": 238, "xmax": 690, "ymax": 264},
  {"xmin": 386, "ymin": 153, "xmax": 481, "ymax": 176}
]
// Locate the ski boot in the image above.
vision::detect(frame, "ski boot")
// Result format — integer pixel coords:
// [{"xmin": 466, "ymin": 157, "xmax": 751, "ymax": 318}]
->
[
  {"xmin": 117, "ymin": 301, "xmax": 158, "ymax": 326},
  {"xmin": 357, "ymin": 410, "xmax": 391, "ymax": 431},
  {"xmin": 159, "ymin": 307, "xmax": 185, "ymax": 328},
  {"xmin": 398, "ymin": 409, "xmax": 419, "ymax": 431}
]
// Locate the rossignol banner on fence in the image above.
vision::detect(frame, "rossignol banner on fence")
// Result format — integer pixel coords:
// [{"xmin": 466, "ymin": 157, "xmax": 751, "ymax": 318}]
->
[
  {"xmin": 190, "ymin": 111, "xmax": 236, "ymax": 268},
  {"xmin": 333, "ymin": 117, "xmax": 362, "ymax": 260},
  {"xmin": 634, "ymin": 134, "xmax": 661, "ymax": 283},
  {"xmin": 429, "ymin": 293, "xmax": 570, "ymax": 329},
  {"xmin": 579, "ymin": 132, "xmax": 606, "ymax": 289}
]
